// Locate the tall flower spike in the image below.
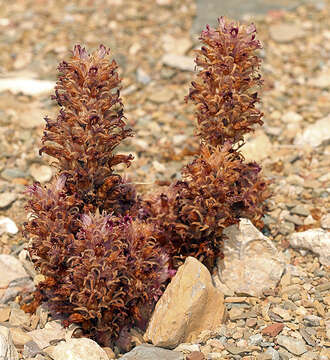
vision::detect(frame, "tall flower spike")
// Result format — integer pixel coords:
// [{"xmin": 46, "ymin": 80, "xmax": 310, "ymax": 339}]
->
[
  {"xmin": 186, "ymin": 17, "xmax": 263, "ymax": 147},
  {"xmin": 40, "ymin": 44, "xmax": 134, "ymax": 213}
]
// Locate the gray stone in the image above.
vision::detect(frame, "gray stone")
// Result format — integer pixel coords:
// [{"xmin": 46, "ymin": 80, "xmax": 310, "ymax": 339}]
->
[
  {"xmin": 290, "ymin": 205, "xmax": 309, "ymax": 217},
  {"xmin": 277, "ymin": 335, "xmax": 307, "ymax": 356},
  {"xmin": 225, "ymin": 344, "xmax": 254, "ymax": 355},
  {"xmin": 0, "ymin": 193, "xmax": 17, "ymax": 209},
  {"xmin": 118, "ymin": 344, "xmax": 184, "ymax": 360},
  {"xmin": 161, "ymin": 54, "xmax": 195, "ymax": 72},
  {"xmin": 294, "ymin": 116, "xmax": 330, "ymax": 147},
  {"xmin": 1, "ymin": 168, "xmax": 27, "ymax": 180},
  {"xmin": 50, "ymin": 338, "xmax": 108, "ymax": 360},
  {"xmin": 23, "ymin": 341, "xmax": 42, "ymax": 358},
  {"xmin": 249, "ymin": 334, "xmax": 263, "ymax": 346},
  {"xmin": 0, "ymin": 326, "xmax": 19, "ymax": 360},
  {"xmin": 303, "ymin": 315, "xmax": 321, "ymax": 327},
  {"xmin": 136, "ymin": 68, "xmax": 151, "ymax": 85},
  {"xmin": 214, "ymin": 219, "xmax": 285, "ymax": 297},
  {"xmin": 265, "ymin": 347, "xmax": 280, "ymax": 360},
  {"xmin": 289, "ymin": 229, "xmax": 330, "ymax": 266}
]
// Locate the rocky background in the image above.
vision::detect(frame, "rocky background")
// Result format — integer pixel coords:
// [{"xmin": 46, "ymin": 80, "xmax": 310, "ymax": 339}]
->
[{"xmin": 0, "ymin": 0, "xmax": 329, "ymax": 359}]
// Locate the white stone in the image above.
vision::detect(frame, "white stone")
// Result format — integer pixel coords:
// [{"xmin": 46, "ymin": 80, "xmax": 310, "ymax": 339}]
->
[
  {"xmin": 0, "ymin": 193, "xmax": 17, "ymax": 209},
  {"xmin": 0, "ymin": 255, "xmax": 28, "ymax": 288},
  {"xmin": 214, "ymin": 219, "xmax": 285, "ymax": 297},
  {"xmin": 321, "ymin": 213, "xmax": 330, "ymax": 229},
  {"xmin": 308, "ymin": 70, "xmax": 330, "ymax": 88},
  {"xmin": 0, "ymin": 326, "xmax": 19, "ymax": 360},
  {"xmin": 162, "ymin": 35, "xmax": 192, "ymax": 55},
  {"xmin": 282, "ymin": 111, "xmax": 303, "ymax": 123},
  {"xmin": 289, "ymin": 229, "xmax": 330, "ymax": 266},
  {"xmin": 28, "ymin": 321, "xmax": 66, "ymax": 350},
  {"xmin": 29, "ymin": 164, "xmax": 53, "ymax": 183},
  {"xmin": 0, "ymin": 78, "xmax": 55, "ymax": 96},
  {"xmin": 241, "ymin": 131, "xmax": 272, "ymax": 162},
  {"xmin": 50, "ymin": 338, "xmax": 108, "ymax": 360},
  {"xmin": 0, "ymin": 217, "xmax": 18, "ymax": 235},
  {"xmin": 162, "ymin": 54, "xmax": 195, "ymax": 72},
  {"xmin": 294, "ymin": 116, "xmax": 330, "ymax": 147}
]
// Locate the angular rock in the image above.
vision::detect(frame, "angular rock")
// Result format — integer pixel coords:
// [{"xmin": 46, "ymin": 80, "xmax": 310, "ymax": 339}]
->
[
  {"xmin": 261, "ymin": 323, "xmax": 284, "ymax": 337},
  {"xmin": 241, "ymin": 131, "xmax": 272, "ymax": 162},
  {"xmin": 277, "ymin": 335, "xmax": 307, "ymax": 356},
  {"xmin": 289, "ymin": 229, "xmax": 330, "ymax": 266},
  {"xmin": 0, "ymin": 255, "xmax": 28, "ymax": 289},
  {"xmin": 0, "ymin": 217, "xmax": 18, "ymax": 236},
  {"xmin": 23, "ymin": 341, "xmax": 42, "ymax": 358},
  {"xmin": 0, "ymin": 307, "xmax": 10, "ymax": 322},
  {"xmin": 9, "ymin": 328, "xmax": 33, "ymax": 347},
  {"xmin": 145, "ymin": 257, "xmax": 225, "ymax": 348},
  {"xmin": 28, "ymin": 321, "xmax": 65, "ymax": 350},
  {"xmin": 282, "ymin": 111, "xmax": 303, "ymax": 123},
  {"xmin": 0, "ymin": 326, "xmax": 19, "ymax": 360},
  {"xmin": 308, "ymin": 70, "xmax": 330, "ymax": 89},
  {"xmin": 0, "ymin": 193, "xmax": 17, "ymax": 209},
  {"xmin": 321, "ymin": 213, "xmax": 330, "ymax": 229},
  {"xmin": 162, "ymin": 35, "xmax": 192, "ymax": 55},
  {"xmin": 148, "ymin": 88, "xmax": 174, "ymax": 104},
  {"xmin": 50, "ymin": 338, "xmax": 110, "ymax": 360},
  {"xmin": 136, "ymin": 68, "xmax": 151, "ymax": 85},
  {"xmin": 9, "ymin": 308, "xmax": 31, "ymax": 327},
  {"xmin": 294, "ymin": 116, "xmax": 330, "ymax": 147},
  {"xmin": 214, "ymin": 219, "xmax": 285, "ymax": 297},
  {"xmin": 161, "ymin": 54, "xmax": 195, "ymax": 72},
  {"xmin": 118, "ymin": 344, "xmax": 184, "ymax": 360},
  {"xmin": 0, "ymin": 78, "xmax": 55, "ymax": 96}
]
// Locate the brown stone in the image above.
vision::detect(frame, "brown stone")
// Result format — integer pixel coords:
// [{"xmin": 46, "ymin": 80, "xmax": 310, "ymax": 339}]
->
[
  {"xmin": 144, "ymin": 257, "xmax": 226, "ymax": 349},
  {"xmin": 261, "ymin": 323, "xmax": 284, "ymax": 337},
  {"xmin": 186, "ymin": 351, "xmax": 206, "ymax": 360}
]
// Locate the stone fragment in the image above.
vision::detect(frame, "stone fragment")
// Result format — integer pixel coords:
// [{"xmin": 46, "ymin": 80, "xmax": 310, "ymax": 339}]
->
[
  {"xmin": 174, "ymin": 343, "xmax": 200, "ymax": 353},
  {"xmin": 161, "ymin": 54, "xmax": 195, "ymax": 72},
  {"xmin": 308, "ymin": 70, "xmax": 330, "ymax": 88},
  {"xmin": 118, "ymin": 344, "xmax": 184, "ymax": 360},
  {"xmin": 186, "ymin": 351, "xmax": 205, "ymax": 360},
  {"xmin": 277, "ymin": 335, "xmax": 307, "ymax": 356},
  {"xmin": 265, "ymin": 347, "xmax": 280, "ymax": 360},
  {"xmin": 225, "ymin": 344, "xmax": 255, "ymax": 355},
  {"xmin": 1, "ymin": 168, "xmax": 27, "ymax": 180},
  {"xmin": 214, "ymin": 219, "xmax": 285, "ymax": 297},
  {"xmin": 289, "ymin": 229, "xmax": 330, "ymax": 266},
  {"xmin": 102, "ymin": 347, "xmax": 116, "ymax": 359},
  {"xmin": 269, "ymin": 23, "xmax": 304, "ymax": 43},
  {"xmin": 0, "ymin": 78, "xmax": 55, "ymax": 96},
  {"xmin": 145, "ymin": 257, "xmax": 225, "ymax": 348},
  {"xmin": 261, "ymin": 323, "xmax": 284, "ymax": 337},
  {"xmin": 9, "ymin": 328, "xmax": 33, "ymax": 347},
  {"xmin": 0, "ymin": 326, "xmax": 19, "ymax": 360},
  {"xmin": 282, "ymin": 111, "xmax": 303, "ymax": 123},
  {"xmin": 321, "ymin": 213, "xmax": 330, "ymax": 229},
  {"xmin": 0, "ymin": 307, "xmax": 10, "ymax": 322},
  {"xmin": 241, "ymin": 131, "xmax": 272, "ymax": 162},
  {"xmin": 0, "ymin": 217, "xmax": 18, "ymax": 236},
  {"xmin": 20, "ymin": 105, "xmax": 46, "ymax": 128},
  {"xmin": 9, "ymin": 308, "xmax": 31, "ymax": 327},
  {"xmin": 148, "ymin": 88, "xmax": 174, "ymax": 104},
  {"xmin": 29, "ymin": 164, "xmax": 53, "ymax": 183},
  {"xmin": 50, "ymin": 338, "xmax": 109, "ymax": 360},
  {"xmin": 23, "ymin": 341, "xmax": 42, "ymax": 358},
  {"xmin": 0, "ymin": 193, "xmax": 17, "ymax": 209},
  {"xmin": 303, "ymin": 315, "xmax": 320, "ymax": 327},
  {"xmin": 162, "ymin": 35, "xmax": 192, "ymax": 55},
  {"xmin": 291, "ymin": 205, "xmax": 309, "ymax": 217},
  {"xmin": 294, "ymin": 116, "xmax": 330, "ymax": 147},
  {"xmin": 1, "ymin": 277, "xmax": 34, "ymax": 305},
  {"xmin": 299, "ymin": 328, "xmax": 316, "ymax": 347},
  {"xmin": 0, "ymin": 255, "xmax": 28, "ymax": 289},
  {"xmin": 28, "ymin": 321, "xmax": 65, "ymax": 349},
  {"xmin": 136, "ymin": 68, "xmax": 151, "ymax": 85}
]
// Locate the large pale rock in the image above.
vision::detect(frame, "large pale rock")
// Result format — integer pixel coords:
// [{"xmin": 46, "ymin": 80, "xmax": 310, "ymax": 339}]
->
[
  {"xmin": 161, "ymin": 54, "xmax": 195, "ymax": 72},
  {"xmin": 118, "ymin": 344, "xmax": 184, "ymax": 360},
  {"xmin": 50, "ymin": 338, "xmax": 108, "ymax": 360},
  {"xmin": 0, "ymin": 78, "xmax": 55, "ymax": 96},
  {"xmin": 289, "ymin": 229, "xmax": 330, "ymax": 266},
  {"xmin": 0, "ymin": 255, "xmax": 28, "ymax": 288},
  {"xmin": 28, "ymin": 321, "xmax": 66, "ymax": 350},
  {"xmin": 294, "ymin": 116, "xmax": 330, "ymax": 147},
  {"xmin": 0, "ymin": 326, "xmax": 19, "ymax": 360},
  {"xmin": 214, "ymin": 219, "xmax": 285, "ymax": 297},
  {"xmin": 144, "ymin": 257, "xmax": 225, "ymax": 349}
]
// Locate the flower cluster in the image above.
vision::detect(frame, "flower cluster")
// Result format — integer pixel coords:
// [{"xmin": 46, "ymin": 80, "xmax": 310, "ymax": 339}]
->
[{"xmin": 23, "ymin": 17, "xmax": 270, "ymax": 346}]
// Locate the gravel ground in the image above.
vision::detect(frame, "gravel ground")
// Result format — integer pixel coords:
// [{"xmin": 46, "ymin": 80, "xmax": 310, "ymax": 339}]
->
[{"xmin": 0, "ymin": 0, "xmax": 329, "ymax": 359}]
